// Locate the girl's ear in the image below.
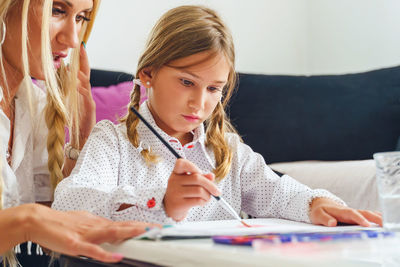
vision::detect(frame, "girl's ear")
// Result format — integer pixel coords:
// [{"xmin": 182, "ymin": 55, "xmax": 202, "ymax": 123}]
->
[{"xmin": 138, "ymin": 68, "xmax": 153, "ymax": 88}]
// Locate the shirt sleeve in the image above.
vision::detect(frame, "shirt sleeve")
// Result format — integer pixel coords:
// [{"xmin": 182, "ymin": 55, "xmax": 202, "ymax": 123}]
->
[
  {"xmin": 52, "ymin": 120, "xmax": 175, "ymax": 224},
  {"xmin": 229, "ymin": 135, "xmax": 345, "ymax": 223}
]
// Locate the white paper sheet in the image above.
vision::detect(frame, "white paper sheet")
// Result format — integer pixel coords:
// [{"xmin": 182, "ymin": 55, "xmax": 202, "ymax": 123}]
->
[{"xmin": 135, "ymin": 218, "xmax": 381, "ymax": 240}]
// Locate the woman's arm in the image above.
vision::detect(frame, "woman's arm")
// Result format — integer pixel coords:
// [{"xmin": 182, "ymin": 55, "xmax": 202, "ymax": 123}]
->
[
  {"xmin": 63, "ymin": 44, "xmax": 96, "ymax": 177},
  {"xmin": 0, "ymin": 203, "xmax": 155, "ymax": 262}
]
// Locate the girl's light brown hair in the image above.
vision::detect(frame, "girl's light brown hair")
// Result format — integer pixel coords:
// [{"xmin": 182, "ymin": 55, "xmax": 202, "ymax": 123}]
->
[{"xmin": 122, "ymin": 5, "xmax": 238, "ymax": 181}]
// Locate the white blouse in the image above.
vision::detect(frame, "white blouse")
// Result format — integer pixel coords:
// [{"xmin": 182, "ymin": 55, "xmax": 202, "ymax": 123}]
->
[
  {"xmin": 0, "ymin": 78, "xmax": 51, "ymax": 209},
  {"xmin": 53, "ymin": 102, "xmax": 344, "ymax": 224}
]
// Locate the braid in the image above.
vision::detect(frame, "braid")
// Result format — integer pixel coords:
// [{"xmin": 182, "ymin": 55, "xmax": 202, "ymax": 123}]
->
[
  {"xmin": 205, "ymin": 102, "xmax": 234, "ymax": 182},
  {"xmin": 122, "ymin": 84, "xmax": 158, "ymax": 165},
  {"xmin": 45, "ymin": 94, "xmax": 66, "ymax": 190}
]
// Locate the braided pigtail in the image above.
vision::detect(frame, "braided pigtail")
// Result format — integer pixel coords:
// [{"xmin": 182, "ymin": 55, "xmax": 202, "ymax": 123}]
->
[
  {"xmin": 121, "ymin": 84, "xmax": 158, "ymax": 165},
  {"xmin": 205, "ymin": 102, "xmax": 236, "ymax": 182},
  {"xmin": 45, "ymin": 94, "xmax": 67, "ymax": 189}
]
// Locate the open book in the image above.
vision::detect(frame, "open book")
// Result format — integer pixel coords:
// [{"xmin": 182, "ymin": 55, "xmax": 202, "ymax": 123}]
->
[{"xmin": 134, "ymin": 218, "xmax": 381, "ymax": 240}]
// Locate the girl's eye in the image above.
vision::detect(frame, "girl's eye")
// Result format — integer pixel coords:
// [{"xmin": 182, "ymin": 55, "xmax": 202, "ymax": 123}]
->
[
  {"xmin": 208, "ymin": 86, "xmax": 222, "ymax": 93},
  {"xmin": 180, "ymin": 79, "xmax": 194, "ymax": 87},
  {"xmin": 52, "ymin": 7, "xmax": 66, "ymax": 16}
]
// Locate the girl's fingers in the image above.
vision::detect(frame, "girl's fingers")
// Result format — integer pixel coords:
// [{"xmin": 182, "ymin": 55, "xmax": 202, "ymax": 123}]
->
[
  {"xmin": 173, "ymin": 158, "xmax": 202, "ymax": 175},
  {"xmin": 325, "ymin": 207, "xmax": 370, "ymax": 227},
  {"xmin": 179, "ymin": 198, "xmax": 208, "ymax": 208},
  {"xmin": 180, "ymin": 185, "xmax": 212, "ymax": 202},
  {"xmin": 180, "ymin": 173, "xmax": 221, "ymax": 196},
  {"xmin": 203, "ymin": 172, "xmax": 215, "ymax": 181},
  {"xmin": 358, "ymin": 210, "xmax": 383, "ymax": 226},
  {"xmin": 311, "ymin": 208, "xmax": 337, "ymax": 227}
]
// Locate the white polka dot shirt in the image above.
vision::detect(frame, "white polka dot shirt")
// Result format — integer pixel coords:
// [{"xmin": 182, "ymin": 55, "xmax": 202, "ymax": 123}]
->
[{"xmin": 52, "ymin": 102, "xmax": 345, "ymax": 224}]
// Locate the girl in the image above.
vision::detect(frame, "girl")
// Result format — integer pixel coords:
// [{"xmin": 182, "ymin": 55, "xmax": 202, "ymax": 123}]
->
[
  {"xmin": 0, "ymin": 0, "xmax": 154, "ymax": 265},
  {"xmin": 53, "ymin": 5, "xmax": 382, "ymax": 227}
]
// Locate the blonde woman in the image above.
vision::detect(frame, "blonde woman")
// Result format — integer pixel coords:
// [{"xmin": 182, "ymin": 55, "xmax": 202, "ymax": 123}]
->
[
  {"xmin": 53, "ymin": 5, "xmax": 382, "ymax": 227},
  {"xmin": 0, "ymin": 0, "xmax": 155, "ymax": 265}
]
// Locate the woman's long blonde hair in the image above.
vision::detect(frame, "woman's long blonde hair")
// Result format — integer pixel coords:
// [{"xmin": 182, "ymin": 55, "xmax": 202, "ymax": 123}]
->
[
  {"xmin": 122, "ymin": 5, "xmax": 238, "ymax": 181},
  {"xmin": 0, "ymin": 0, "xmax": 100, "ymax": 265},
  {"xmin": 45, "ymin": 0, "xmax": 100, "ymax": 189}
]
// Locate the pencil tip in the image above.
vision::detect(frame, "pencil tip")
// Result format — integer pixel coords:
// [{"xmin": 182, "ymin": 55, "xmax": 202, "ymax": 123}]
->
[{"xmin": 241, "ymin": 221, "xmax": 251, "ymax": 228}]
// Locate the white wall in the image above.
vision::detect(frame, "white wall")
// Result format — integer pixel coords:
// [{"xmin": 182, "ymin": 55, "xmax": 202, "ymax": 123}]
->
[
  {"xmin": 307, "ymin": 0, "xmax": 400, "ymax": 74},
  {"xmin": 87, "ymin": 0, "xmax": 400, "ymax": 75}
]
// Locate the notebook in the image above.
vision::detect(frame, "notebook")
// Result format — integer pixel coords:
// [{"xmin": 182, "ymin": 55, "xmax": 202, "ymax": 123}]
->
[{"xmin": 134, "ymin": 218, "xmax": 381, "ymax": 240}]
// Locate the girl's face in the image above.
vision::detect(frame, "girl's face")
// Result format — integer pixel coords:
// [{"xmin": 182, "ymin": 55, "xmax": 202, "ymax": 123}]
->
[
  {"xmin": 3, "ymin": 0, "xmax": 93, "ymax": 80},
  {"xmin": 144, "ymin": 51, "xmax": 230, "ymax": 144}
]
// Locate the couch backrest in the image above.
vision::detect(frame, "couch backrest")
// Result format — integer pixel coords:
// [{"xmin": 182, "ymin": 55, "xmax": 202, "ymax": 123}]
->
[
  {"xmin": 91, "ymin": 66, "xmax": 400, "ymax": 163},
  {"xmin": 229, "ymin": 66, "xmax": 400, "ymax": 163}
]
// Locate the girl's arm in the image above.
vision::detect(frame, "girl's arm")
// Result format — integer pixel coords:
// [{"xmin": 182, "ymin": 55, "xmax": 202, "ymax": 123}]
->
[
  {"xmin": 234, "ymin": 135, "xmax": 382, "ymax": 226},
  {"xmin": 0, "ymin": 203, "xmax": 154, "ymax": 262},
  {"xmin": 230, "ymin": 134, "xmax": 341, "ymax": 222},
  {"xmin": 52, "ymin": 120, "xmax": 175, "ymax": 224},
  {"xmin": 52, "ymin": 120, "xmax": 122, "ymax": 217}
]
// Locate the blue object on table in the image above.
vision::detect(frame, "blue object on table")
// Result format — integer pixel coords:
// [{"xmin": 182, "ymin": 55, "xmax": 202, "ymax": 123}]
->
[{"xmin": 212, "ymin": 230, "xmax": 396, "ymax": 246}]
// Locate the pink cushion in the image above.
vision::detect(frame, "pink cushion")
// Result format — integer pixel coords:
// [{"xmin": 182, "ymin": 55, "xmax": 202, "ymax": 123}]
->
[
  {"xmin": 66, "ymin": 81, "xmax": 147, "ymax": 142},
  {"xmin": 92, "ymin": 81, "xmax": 148, "ymax": 123},
  {"xmin": 92, "ymin": 81, "xmax": 132, "ymax": 123}
]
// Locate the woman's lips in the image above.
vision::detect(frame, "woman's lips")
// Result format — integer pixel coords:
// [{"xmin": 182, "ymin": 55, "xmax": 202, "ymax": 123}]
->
[
  {"xmin": 53, "ymin": 56, "xmax": 61, "ymax": 69},
  {"xmin": 52, "ymin": 52, "xmax": 67, "ymax": 69}
]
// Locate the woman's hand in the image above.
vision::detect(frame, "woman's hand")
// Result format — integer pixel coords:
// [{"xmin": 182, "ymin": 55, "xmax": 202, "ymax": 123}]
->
[
  {"xmin": 164, "ymin": 159, "xmax": 221, "ymax": 221},
  {"xmin": 75, "ymin": 44, "xmax": 96, "ymax": 149},
  {"xmin": 0, "ymin": 204, "xmax": 156, "ymax": 263},
  {"xmin": 309, "ymin": 197, "xmax": 382, "ymax": 227}
]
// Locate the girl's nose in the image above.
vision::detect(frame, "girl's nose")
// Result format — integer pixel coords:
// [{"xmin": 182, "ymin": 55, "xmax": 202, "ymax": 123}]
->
[{"xmin": 188, "ymin": 88, "xmax": 207, "ymax": 111}]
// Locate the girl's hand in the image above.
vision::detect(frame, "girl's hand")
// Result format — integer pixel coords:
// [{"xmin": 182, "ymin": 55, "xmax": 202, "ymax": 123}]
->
[
  {"xmin": 309, "ymin": 197, "xmax": 383, "ymax": 227},
  {"xmin": 75, "ymin": 44, "xmax": 96, "ymax": 149},
  {"xmin": 22, "ymin": 204, "xmax": 156, "ymax": 262},
  {"xmin": 164, "ymin": 159, "xmax": 221, "ymax": 221}
]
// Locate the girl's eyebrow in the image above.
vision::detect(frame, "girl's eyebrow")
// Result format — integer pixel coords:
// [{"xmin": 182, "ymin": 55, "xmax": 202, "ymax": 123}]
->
[{"xmin": 179, "ymin": 69, "xmax": 227, "ymax": 84}]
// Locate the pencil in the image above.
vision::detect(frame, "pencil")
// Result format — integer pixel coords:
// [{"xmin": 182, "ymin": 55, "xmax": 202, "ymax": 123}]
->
[{"xmin": 130, "ymin": 106, "xmax": 250, "ymax": 227}]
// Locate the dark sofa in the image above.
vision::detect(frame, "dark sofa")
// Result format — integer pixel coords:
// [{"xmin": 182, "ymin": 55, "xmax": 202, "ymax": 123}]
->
[
  {"xmin": 91, "ymin": 66, "xmax": 400, "ymax": 164},
  {"xmin": 90, "ymin": 66, "xmax": 400, "ymax": 211}
]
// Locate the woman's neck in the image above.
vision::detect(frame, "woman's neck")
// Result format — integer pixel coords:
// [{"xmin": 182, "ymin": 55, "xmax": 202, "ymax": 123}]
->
[
  {"xmin": 0, "ymin": 59, "xmax": 24, "ymax": 122},
  {"xmin": 0, "ymin": 56, "xmax": 24, "ymax": 103}
]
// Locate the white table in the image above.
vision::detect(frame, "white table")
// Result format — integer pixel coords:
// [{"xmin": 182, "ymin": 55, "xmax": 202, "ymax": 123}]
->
[{"xmin": 101, "ymin": 219, "xmax": 400, "ymax": 267}]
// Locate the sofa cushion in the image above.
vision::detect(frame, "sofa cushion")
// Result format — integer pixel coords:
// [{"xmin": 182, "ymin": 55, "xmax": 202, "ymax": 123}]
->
[
  {"xmin": 92, "ymin": 81, "xmax": 133, "ymax": 123},
  {"xmin": 90, "ymin": 69, "xmax": 133, "ymax": 87},
  {"xmin": 229, "ymin": 66, "xmax": 400, "ymax": 163},
  {"xmin": 270, "ymin": 160, "xmax": 379, "ymax": 211},
  {"xmin": 90, "ymin": 66, "xmax": 400, "ymax": 163},
  {"xmin": 397, "ymin": 136, "xmax": 400, "ymax": 151}
]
